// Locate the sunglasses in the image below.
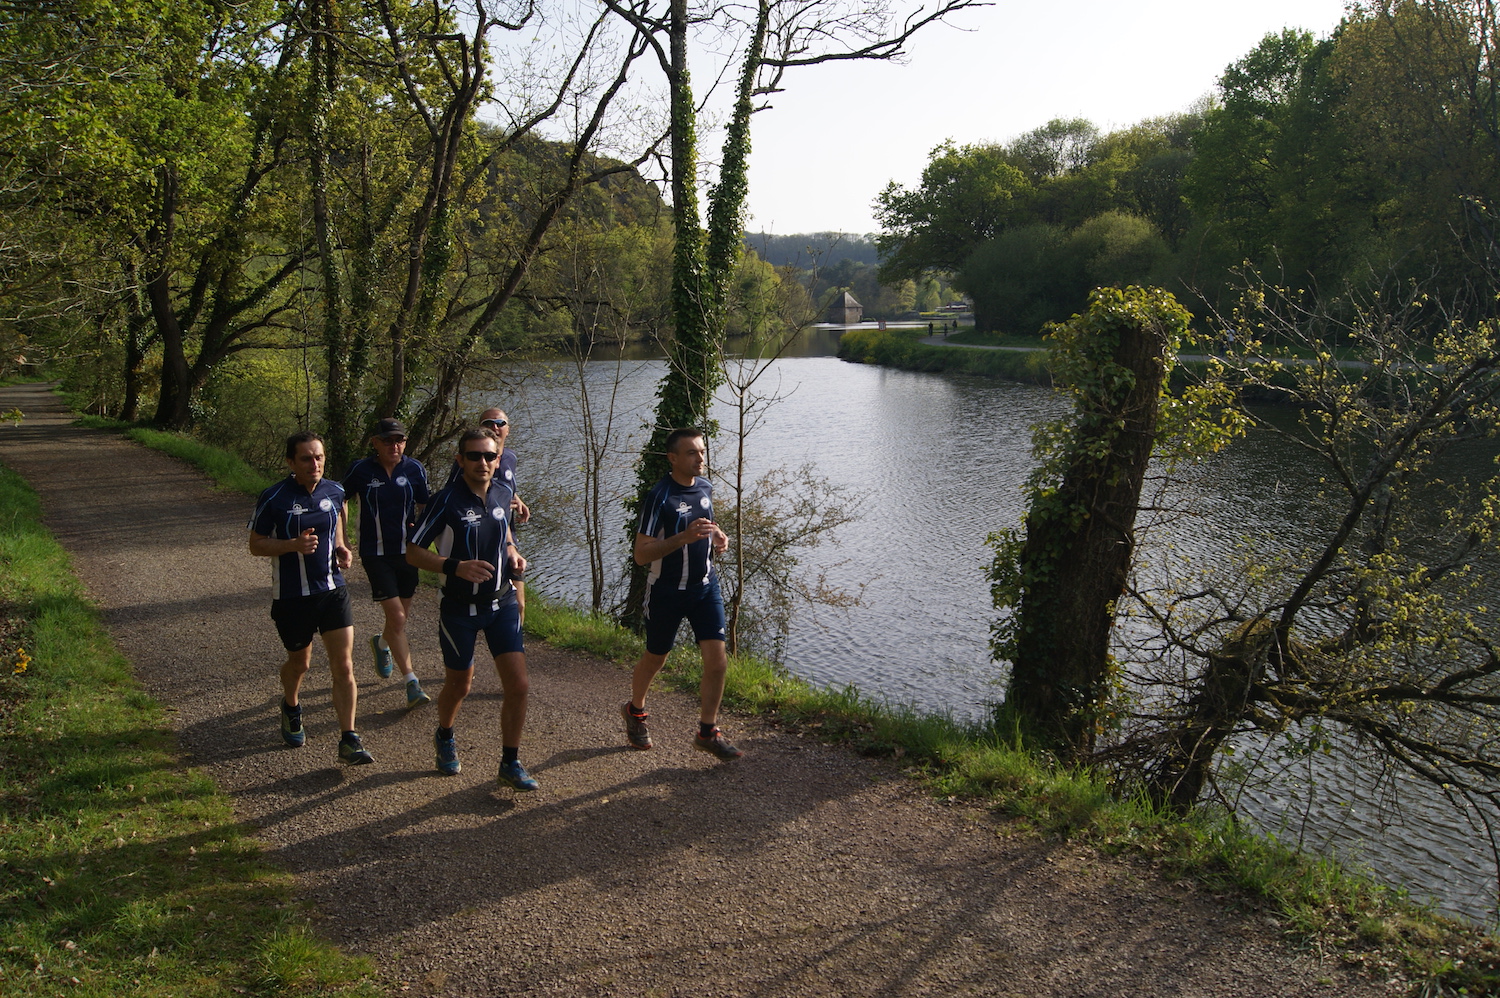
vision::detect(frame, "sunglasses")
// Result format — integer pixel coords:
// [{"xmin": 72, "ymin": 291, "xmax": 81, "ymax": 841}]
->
[
  {"xmin": 463, "ymin": 450, "xmax": 500, "ymax": 463},
  {"xmin": 482, "ymin": 418, "xmax": 508, "ymax": 429},
  {"xmin": 378, "ymin": 435, "xmax": 406, "ymax": 444}
]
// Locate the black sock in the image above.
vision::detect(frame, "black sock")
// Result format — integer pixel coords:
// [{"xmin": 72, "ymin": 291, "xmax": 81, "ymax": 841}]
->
[
  {"xmin": 282, "ymin": 700, "xmax": 299, "ymax": 715},
  {"xmin": 628, "ymin": 703, "xmax": 647, "ymax": 717},
  {"xmin": 699, "ymin": 721, "xmax": 716, "ymax": 739},
  {"xmin": 341, "ymin": 730, "xmax": 357, "ymax": 742},
  {"xmin": 437, "ymin": 726, "xmax": 454, "ymax": 740},
  {"xmin": 502, "ymin": 746, "xmax": 519, "ymax": 765}
]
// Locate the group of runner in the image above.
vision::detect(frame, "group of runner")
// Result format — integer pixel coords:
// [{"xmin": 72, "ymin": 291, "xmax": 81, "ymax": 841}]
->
[{"xmin": 246, "ymin": 411, "xmax": 743, "ymax": 790}]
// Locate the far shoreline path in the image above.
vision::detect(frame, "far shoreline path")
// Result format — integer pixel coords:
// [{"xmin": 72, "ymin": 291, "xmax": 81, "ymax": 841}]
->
[{"xmin": 0, "ymin": 382, "xmax": 1384, "ymax": 997}]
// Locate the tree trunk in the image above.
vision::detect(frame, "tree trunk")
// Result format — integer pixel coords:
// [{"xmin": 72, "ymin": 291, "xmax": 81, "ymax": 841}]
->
[
  {"xmin": 1006, "ymin": 300, "xmax": 1169, "ymax": 758},
  {"xmin": 1146, "ymin": 622, "xmax": 1270, "ymax": 814}
]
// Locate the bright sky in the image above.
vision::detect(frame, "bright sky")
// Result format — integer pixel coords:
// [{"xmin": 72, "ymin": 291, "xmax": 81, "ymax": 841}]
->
[{"xmin": 740, "ymin": 0, "xmax": 1352, "ymax": 235}]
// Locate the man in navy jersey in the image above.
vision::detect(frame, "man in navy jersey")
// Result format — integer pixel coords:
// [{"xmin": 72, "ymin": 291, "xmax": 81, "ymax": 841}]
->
[
  {"xmin": 621, "ymin": 427, "xmax": 743, "ymax": 760},
  {"xmin": 407, "ymin": 427, "xmax": 537, "ymax": 789},
  {"xmin": 342, "ymin": 417, "xmax": 431, "ymax": 708},
  {"xmin": 248, "ymin": 431, "xmax": 372, "ymax": 764}
]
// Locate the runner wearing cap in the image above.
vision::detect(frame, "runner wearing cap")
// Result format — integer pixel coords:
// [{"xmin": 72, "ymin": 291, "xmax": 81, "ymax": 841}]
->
[{"xmin": 342, "ymin": 417, "xmax": 432, "ymax": 707}]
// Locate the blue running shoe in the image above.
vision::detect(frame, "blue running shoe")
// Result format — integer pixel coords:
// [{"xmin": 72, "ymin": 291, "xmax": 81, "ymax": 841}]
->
[
  {"xmin": 279, "ymin": 702, "xmax": 304, "ymax": 748},
  {"xmin": 338, "ymin": 731, "xmax": 374, "ymax": 765},
  {"xmin": 406, "ymin": 677, "xmax": 431, "ymax": 708},
  {"xmin": 497, "ymin": 759, "xmax": 538, "ymax": 791},
  {"xmin": 370, "ymin": 635, "xmax": 394, "ymax": 679},
  {"xmin": 435, "ymin": 729, "xmax": 461, "ymax": 775}
]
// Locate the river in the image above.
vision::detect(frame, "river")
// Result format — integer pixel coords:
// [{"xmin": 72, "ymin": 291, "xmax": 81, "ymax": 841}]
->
[{"xmin": 488, "ymin": 335, "xmax": 1499, "ymax": 924}]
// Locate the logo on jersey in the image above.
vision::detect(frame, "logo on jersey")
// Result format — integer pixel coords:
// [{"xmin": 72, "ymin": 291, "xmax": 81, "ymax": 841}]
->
[
  {"xmin": 395, "ymin": 476, "xmax": 408, "ymax": 486},
  {"xmin": 319, "ymin": 498, "xmax": 334, "ymax": 512},
  {"xmin": 503, "ymin": 469, "xmax": 513, "ymax": 481},
  {"xmin": 367, "ymin": 480, "xmax": 384, "ymax": 490},
  {"xmin": 699, "ymin": 497, "xmax": 711, "ymax": 509},
  {"xmin": 289, "ymin": 502, "xmax": 309, "ymax": 516},
  {"xmin": 491, "ymin": 506, "xmax": 504, "ymax": 521},
  {"xmin": 460, "ymin": 508, "xmax": 483, "ymax": 524},
  {"xmin": 675, "ymin": 501, "xmax": 692, "ymax": 515}
]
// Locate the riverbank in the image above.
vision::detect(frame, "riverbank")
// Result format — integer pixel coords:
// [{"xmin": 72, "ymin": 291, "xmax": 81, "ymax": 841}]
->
[{"xmin": 837, "ymin": 325, "xmax": 1056, "ymax": 382}]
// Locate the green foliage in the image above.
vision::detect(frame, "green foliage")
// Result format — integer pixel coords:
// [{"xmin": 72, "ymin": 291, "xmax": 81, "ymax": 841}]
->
[
  {"xmin": 193, "ymin": 353, "xmax": 315, "ymax": 475},
  {"xmin": 836, "ymin": 327, "xmax": 1053, "ymax": 381},
  {"xmin": 0, "ymin": 463, "xmax": 377, "ymax": 997},
  {"xmin": 875, "ymin": 140, "xmax": 1032, "ymax": 282}
]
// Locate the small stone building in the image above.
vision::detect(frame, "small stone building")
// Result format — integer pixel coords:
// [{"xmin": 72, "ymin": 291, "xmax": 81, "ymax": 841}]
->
[{"xmin": 827, "ymin": 291, "xmax": 863, "ymax": 325}]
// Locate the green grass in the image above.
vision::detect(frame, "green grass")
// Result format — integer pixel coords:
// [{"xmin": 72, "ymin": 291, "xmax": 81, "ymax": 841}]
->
[
  {"xmin": 0, "ymin": 464, "xmax": 381, "ymax": 998},
  {"xmin": 72, "ymin": 417, "xmax": 275, "ymax": 496},
  {"xmin": 945, "ymin": 329, "xmax": 1050, "ymax": 350},
  {"xmin": 838, "ymin": 327, "xmax": 1055, "ymax": 382}
]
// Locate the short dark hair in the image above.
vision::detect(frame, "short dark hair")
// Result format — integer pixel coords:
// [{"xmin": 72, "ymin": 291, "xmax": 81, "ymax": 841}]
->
[
  {"xmin": 457, "ymin": 427, "xmax": 499, "ymax": 450},
  {"xmin": 664, "ymin": 427, "xmax": 704, "ymax": 454},
  {"xmin": 285, "ymin": 430, "xmax": 324, "ymax": 459}
]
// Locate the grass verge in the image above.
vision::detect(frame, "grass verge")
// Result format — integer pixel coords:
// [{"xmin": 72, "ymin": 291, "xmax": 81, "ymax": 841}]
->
[
  {"xmin": 73, "ymin": 416, "xmax": 275, "ymax": 496},
  {"xmin": 0, "ymin": 463, "xmax": 380, "ymax": 998},
  {"xmin": 837, "ymin": 327, "xmax": 1054, "ymax": 382}
]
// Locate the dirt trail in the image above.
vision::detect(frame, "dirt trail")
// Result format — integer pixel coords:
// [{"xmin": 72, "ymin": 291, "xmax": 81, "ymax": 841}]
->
[{"xmin": 0, "ymin": 382, "xmax": 1384, "ymax": 997}]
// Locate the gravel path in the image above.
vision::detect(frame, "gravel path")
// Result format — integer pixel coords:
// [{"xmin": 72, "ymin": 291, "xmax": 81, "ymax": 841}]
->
[{"xmin": 0, "ymin": 382, "xmax": 1389, "ymax": 997}]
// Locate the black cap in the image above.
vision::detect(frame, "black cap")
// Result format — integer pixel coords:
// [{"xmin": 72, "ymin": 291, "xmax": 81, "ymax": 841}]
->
[{"xmin": 373, "ymin": 417, "xmax": 407, "ymax": 438}]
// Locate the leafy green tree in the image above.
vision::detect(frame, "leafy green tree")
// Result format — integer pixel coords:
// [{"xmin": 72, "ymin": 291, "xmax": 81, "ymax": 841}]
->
[
  {"xmin": 962, "ymin": 212, "xmax": 1167, "ymax": 334},
  {"xmin": 1004, "ymin": 117, "xmax": 1099, "ymax": 181},
  {"xmin": 874, "ymin": 141, "xmax": 1032, "ymax": 283},
  {"xmin": 1331, "ymin": 0, "xmax": 1500, "ymax": 284},
  {"xmin": 1, "ymin": 0, "xmax": 307, "ymax": 428},
  {"xmin": 1111, "ymin": 270, "xmax": 1500, "ymax": 821}
]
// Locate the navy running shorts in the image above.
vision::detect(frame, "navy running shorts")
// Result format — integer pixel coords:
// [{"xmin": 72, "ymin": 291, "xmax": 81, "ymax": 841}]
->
[
  {"xmin": 270, "ymin": 586, "xmax": 354, "ymax": 651},
  {"xmin": 437, "ymin": 594, "xmax": 523, "ymax": 671},
  {"xmin": 643, "ymin": 576, "xmax": 726, "ymax": 655},
  {"xmin": 362, "ymin": 554, "xmax": 419, "ymax": 602}
]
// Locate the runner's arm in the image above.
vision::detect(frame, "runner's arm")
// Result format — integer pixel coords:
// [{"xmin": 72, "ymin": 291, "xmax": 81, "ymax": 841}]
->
[
  {"xmin": 249, "ymin": 530, "xmax": 314, "ymax": 557},
  {"xmin": 633, "ymin": 519, "xmax": 716, "ymax": 566}
]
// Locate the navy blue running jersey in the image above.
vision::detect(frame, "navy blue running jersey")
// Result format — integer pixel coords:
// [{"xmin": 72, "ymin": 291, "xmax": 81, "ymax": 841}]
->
[
  {"xmin": 637, "ymin": 474, "xmax": 716, "ymax": 591},
  {"xmin": 342, "ymin": 455, "xmax": 430, "ymax": 557},
  {"xmin": 409, "ymin": 478, "xmax": 515, "ymax": 602},
  {"xmin": 249, "ymin": 477, "xmax": 348, "ymax": 598}
]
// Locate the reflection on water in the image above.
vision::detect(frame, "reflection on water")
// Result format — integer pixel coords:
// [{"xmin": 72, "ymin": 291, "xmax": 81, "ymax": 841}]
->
[{"xmin": 491, "ymin": 336, "xmax": 1498, "ymax": 923}]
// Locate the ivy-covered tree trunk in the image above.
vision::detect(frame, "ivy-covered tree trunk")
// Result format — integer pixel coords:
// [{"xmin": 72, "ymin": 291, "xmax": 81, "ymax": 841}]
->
[
  {"xmin": 619, "ymin": 0, "xmax": 767, "ymax": 629},
  {"xmin": 998, "ymin": 287, "xmax": 1183, "ymax": 758}
]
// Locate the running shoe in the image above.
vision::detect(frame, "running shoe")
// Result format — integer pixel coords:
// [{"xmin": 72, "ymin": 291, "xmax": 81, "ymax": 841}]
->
[
  {"xmin": 621, "ymin": 701, "xmax": 653, "ymax": 750},
  {"xmin": 279, "ymin": 702, "xmax": 305, "ymax": 748},
  {"xmin": 434, "ymin": 728, "xmax": 461, "ymax": 775},
  {"xmin": 370, "ymin": 635, "xmax": 394, "ymax": 679},
  {"xmin": 338, "ymin": 731, "xmax": 374, "ymax": 765},
  {"xmin": 406, "ymin": 677, "xmax": 431, "ymax": 708},
  {"xmin": 497, "ymin": 760, "xmax": 539, "ymax": 791},
  {"xmin": 693, "ymin": 727, "xmax": 744, "ymax": 760}
]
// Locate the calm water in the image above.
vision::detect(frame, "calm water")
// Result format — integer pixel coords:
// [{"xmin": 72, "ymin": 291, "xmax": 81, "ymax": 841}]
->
[{"xmin": 491, "ymin": 342, "xmax": 1499, "ymax": 923}]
